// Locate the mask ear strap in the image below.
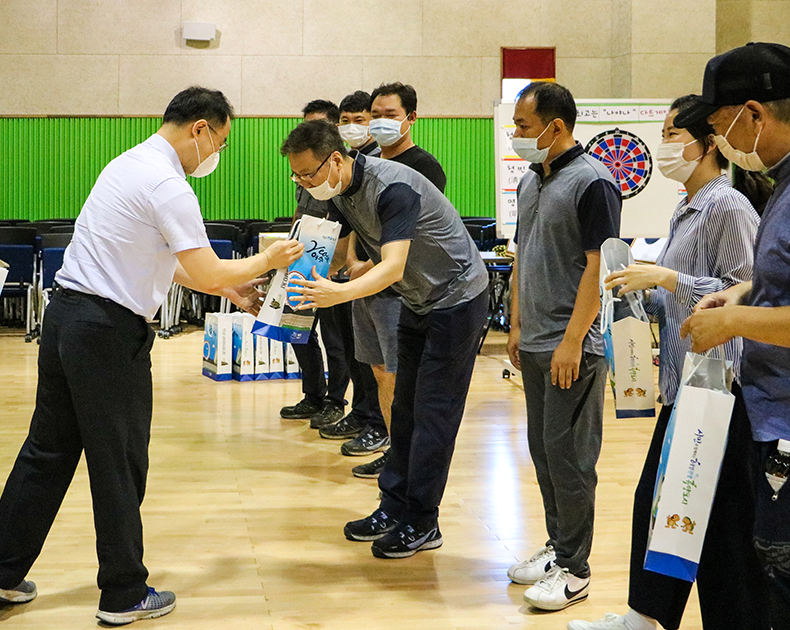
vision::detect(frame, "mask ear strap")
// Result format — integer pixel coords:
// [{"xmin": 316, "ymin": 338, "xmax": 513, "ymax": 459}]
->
[{"xmin": 724, "ymin": 105, "xmax": 745, "ymax": 140}]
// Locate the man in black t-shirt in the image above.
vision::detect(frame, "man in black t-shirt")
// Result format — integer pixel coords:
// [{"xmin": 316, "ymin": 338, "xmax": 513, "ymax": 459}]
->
[
  {"xmin": 340, "ymin": 84, "xmax": 449, "ymax": 479},
  {"xmin": 368, "ymin": 82, "xmax": 446, "ymax": 192}
]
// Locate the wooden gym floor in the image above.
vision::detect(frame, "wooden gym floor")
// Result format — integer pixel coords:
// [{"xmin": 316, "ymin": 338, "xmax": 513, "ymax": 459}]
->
[{"xmin": 0, "ymin": 326, "xmax": 702, "ymax": 629}]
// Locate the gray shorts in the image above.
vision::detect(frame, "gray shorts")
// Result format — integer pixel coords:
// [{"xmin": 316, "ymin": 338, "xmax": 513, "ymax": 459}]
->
[{"xmin": 352, "ymin": 294, "xmax": 401, "ymax": 372}]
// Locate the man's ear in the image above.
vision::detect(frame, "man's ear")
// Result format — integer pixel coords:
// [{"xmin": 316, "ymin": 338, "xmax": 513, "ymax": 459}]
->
[
  {"xmin": 744, "ymin": 100, "xmax": 766, "ymax": 125},
  {"xmin": 552, "ymin": 118, "xmax": 566, "ymax": 137}
]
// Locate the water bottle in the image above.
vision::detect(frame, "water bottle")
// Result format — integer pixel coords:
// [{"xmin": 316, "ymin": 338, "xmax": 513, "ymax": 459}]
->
[{"xmin": 765, "ymin": 439, "xmax": 790, "ymax": 501}]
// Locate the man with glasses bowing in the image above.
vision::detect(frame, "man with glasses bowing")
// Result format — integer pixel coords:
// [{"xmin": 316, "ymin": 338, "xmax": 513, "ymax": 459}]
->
[{"xmin": 282, "ymin": 119, "xmax": 488, "ymax": 559}]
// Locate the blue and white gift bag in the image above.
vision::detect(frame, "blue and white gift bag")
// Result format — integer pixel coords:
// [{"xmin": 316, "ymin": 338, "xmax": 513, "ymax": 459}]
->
[
  {"xmin": 232, "ymin": 313, "xmax": 256, "ymax": 382},
  {"xmin": 202, "ymin": 313, "xmax": 233, "ymax": 381},
  {"xmin": 644, "ymin": 352, "xmax": 734, "ymax": 582},
  {"xmin": 600, "ymin": 238, "xmax": 656, "ymax": 418},
  {"xmin": 253, "ymin": 215, "xmax": 341, "ymax": 344}
]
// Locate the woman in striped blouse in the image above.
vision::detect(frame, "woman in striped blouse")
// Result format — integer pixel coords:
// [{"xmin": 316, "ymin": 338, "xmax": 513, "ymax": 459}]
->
[{"xmin": 569, "ymin": 96, "xmax": 773, "ymax": 630}]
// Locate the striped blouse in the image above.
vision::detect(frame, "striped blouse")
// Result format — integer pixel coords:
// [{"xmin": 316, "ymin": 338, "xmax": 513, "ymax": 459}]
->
[{"xmin": 648, "ymin": 175, "xmax": 759, "ymax": 405}]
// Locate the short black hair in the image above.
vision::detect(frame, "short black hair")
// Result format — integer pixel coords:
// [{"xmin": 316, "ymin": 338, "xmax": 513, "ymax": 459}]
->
[
  {"xmin": 518, "ymin": 81, "xmax": 577, "ymax": 132},
  {"xmin": 162, "ymin": 86, "xmax": 235, "ymax": 128},
  {"xmin": 370, "ymin": 82, "xmax": 417, "ymax": 115},
  {"xmin": 280, "ymin": 119, "xmax": 348, "ymax": 160},
  {"xmin": 302, "ymin": 99, "xmax": 340, "ymax": 124},
  {"xmin": 766, "ymin": 98, "xmax": 790, "ymax": 125},
  {"xmin": 339, "ymin": 91, "xmax": 372, "ymax": 115},
  {"xmin": 671, "ymin": 94, "xmax": 727, "ymax": 170}
]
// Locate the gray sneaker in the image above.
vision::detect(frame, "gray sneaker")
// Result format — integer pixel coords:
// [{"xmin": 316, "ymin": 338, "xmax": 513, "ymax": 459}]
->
[
  {"xmin": 0, "ymin": 580, "xmax": 37, "ymax": 603},
  {"xmin": 96, "ymin": 587, "xmax": 176, "ymax": 625},
  {"xmin": 341, "ymin": 425, "xmax": 389, "ymax": 456},
  {"xmin": 352, "ymin": 451, "xmax": 390, "ymax": 478}
]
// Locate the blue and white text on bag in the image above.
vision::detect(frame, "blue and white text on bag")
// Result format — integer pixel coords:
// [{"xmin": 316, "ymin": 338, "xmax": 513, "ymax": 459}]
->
[
  {"xmin": 253, "ymin": 215, "xmax": 341, "ymax": 344},
  {"xmin": 644, "ymin": 352, "xmax": 734, "ymax": 582}
]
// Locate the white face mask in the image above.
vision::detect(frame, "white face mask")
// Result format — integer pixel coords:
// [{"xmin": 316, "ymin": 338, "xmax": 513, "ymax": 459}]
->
[
  {"xmin": 713, "ymin": 106, "xmax": 766, "ymax": 172},
  {"xmin": 306, "ymin": 159, "xmax": 342, "ymax": 200},
  {"xmin": 369, "ymin": 117, "xmax": 409, "ymax": 147},
  {"xmin": 511, "ymin": 121, "xmax": 556, "ymax": 163},
  {"xmin": 189, "ymin": 128, "xmax": 220, "ymax": 178},
  {"xmin": 657, "ymin": 140, "xmax": 701, "ymax": 183},
  {"xmin": 338, "ymin": 123, "xmax": 370, "ymax": 149}
]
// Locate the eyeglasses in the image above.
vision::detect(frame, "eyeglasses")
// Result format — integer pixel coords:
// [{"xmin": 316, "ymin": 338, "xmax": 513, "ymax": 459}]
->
[
  {"xmin": 207, "ymin": 124, "xmax": 229, "ymax": 154},
  {"xmin": 290, "ymin": 152, "xmax": 332, "ymax": 184}
]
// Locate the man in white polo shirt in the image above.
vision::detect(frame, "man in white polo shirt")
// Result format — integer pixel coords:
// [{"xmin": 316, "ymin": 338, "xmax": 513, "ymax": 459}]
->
[{"xmin": 0, "ymin": 87, "xmax": 302, "ymax": 626}]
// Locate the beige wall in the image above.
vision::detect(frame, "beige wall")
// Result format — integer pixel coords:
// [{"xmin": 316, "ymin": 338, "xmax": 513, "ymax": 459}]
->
[
  {"xmin": 717, "ymin": 0, "xmax": 790, "ymax": 53},
  {"xmin": 0, "ymin": 0, "xmax": 761, "ymax": 117}
]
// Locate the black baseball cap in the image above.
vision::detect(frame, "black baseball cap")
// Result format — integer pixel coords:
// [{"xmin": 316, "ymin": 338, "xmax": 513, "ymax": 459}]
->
[{"xmin": 674, "ymin": 42, "xmax": 790, "ymax": 128}]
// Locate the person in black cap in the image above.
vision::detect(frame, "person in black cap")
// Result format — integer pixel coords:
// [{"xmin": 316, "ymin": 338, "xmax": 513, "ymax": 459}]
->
[{"xmin": 677, "ymin": 42, "xmax": 790, "ymax": 630}]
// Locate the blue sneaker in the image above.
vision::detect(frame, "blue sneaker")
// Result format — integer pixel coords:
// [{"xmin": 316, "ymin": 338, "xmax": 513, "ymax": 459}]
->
[
  {"xmin": 96, "ymin": 587, "xmax": 176, "ymax": 625},
  {"xmin": 0, "ymin": 580, "xmax": 37, "ymax": 603}
]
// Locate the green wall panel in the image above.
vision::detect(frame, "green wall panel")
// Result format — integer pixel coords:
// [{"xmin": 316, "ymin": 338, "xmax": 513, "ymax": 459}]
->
[{"xmin": 0, "ymin": 117, "xmax": 495, "ymax": 222}]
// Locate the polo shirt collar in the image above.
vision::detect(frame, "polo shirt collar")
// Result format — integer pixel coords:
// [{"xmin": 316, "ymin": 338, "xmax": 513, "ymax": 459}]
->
[
  {"xmin": 341, "ymin": 151, "xmax": 366, "ymax": 197},
  {"xmin": 149, "ymin": 133, "xmax": 187, "ymax": 178},
  {"xmin": 767, "ymin": 149, "xmax": 790, "ymax": 185},
  {"xmin": 529, "ymin": 142, "xmax": 585, "ymax": 178}
]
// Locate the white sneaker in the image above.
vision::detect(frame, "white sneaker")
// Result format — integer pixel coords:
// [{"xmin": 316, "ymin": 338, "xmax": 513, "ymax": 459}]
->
[
  {"xmin": 507, "ymin": 545, "xmax": 556, "ymax": 585},
  {"xmin": 523, "ymin": 565, "xmax": 589, "ymax": 611},
  {"xmin": 567, "ymin": 613, "xmax": 627, "ymax": 630}
]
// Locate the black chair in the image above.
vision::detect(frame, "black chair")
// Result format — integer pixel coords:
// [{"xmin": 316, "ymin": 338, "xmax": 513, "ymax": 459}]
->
[
  {"xmin": 204, "ymin": 223, "xmax": 241, "ymax": 260},
  {"xmin": 50, "ymin": 224, "xmax": 75, "ymax": 234},
  {"xmin": 0, "ymin": 226, "xmax": 38, "ymax": 341},
  {"xmin": 202, "ymin": 223, "xmax": 243, "ymax": 314},
  {"xmin": 207, "ymin": 220, "xmax": 252, "ymax": 255}
]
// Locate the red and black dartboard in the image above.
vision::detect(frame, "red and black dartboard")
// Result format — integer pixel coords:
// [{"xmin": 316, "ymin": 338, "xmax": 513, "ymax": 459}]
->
[{"xmin": 585, "ymin": 128, "xmax": 652, "ymax": 200}]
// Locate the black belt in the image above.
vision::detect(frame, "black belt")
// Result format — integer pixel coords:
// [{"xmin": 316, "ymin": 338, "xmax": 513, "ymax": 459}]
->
[{"xmin": 52, "ymin": 281, "xmax": 115, "ymax": 305}]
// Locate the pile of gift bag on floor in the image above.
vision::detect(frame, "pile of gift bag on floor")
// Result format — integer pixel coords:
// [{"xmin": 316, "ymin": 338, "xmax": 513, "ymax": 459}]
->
[{"xmin": 202, "ymin": 312, "xmax": 310, "ymax": 382}]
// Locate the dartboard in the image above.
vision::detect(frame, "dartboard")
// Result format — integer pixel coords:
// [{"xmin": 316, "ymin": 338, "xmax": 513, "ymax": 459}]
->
[{"xmin": 585, "ymin": 129, "xmax": 652, "ymax": 200}]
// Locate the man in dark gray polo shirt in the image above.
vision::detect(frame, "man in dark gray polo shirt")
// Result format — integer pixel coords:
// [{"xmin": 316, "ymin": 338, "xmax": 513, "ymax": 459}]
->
[
  {"xmin": 282, "ymin": 119, "xmax": 489, "ymax": 559},
  {"xmin": 505, "ymin": 82, "xmax": 621, "ymax": 611}
]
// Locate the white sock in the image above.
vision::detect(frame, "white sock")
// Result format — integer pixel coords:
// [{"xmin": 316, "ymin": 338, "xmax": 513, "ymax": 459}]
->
[
  {"xmin": 623, "ymin": 608, "xmax": 657, "ymax": 630},
  {"xmin": 565, "ymin": 572, "xmax": 590, "ymax": 591}
]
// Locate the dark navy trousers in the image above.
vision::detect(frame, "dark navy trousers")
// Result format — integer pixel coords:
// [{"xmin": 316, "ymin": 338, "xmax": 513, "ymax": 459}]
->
[{"xmin": 379, "ymin": 290, "xmax": 487, "ymax": 527}]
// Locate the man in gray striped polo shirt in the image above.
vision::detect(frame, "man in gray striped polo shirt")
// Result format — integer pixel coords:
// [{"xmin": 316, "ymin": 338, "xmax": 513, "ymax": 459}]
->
[
  {"xmin": 506, "ymin": 82, "xmax": 622, "ymax": 611},
  {"xmin": 282, "ymin": 119, "xmax": 489, "ymax": 559}
]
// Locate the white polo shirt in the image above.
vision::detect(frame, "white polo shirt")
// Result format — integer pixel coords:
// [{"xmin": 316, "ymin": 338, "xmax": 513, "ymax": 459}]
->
[{"xmin": 56, "ymin": 134, "xmax": 210, "ymax": 319}]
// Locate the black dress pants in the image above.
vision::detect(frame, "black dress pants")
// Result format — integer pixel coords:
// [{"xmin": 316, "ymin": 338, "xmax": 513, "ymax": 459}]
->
[
  {"xmin": 628, "ymin": 385, "xmax": 770, "ymax": 630},
  {"xmin": 0, "ymin": 289, "xmax": 154, "ymax": 612}
]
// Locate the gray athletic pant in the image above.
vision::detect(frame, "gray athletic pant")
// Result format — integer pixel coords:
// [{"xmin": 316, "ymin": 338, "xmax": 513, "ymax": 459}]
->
[{"xmin": 518, "ymin": 350, "xmax": 607, "ymax": 578}]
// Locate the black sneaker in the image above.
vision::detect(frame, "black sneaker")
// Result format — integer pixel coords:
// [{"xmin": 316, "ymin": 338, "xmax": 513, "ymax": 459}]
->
[
  {"xmin": 280, "ymin": 397, "xmax": 322, "ymax": 419},
  {"xmin": 341, "ymin": 425, "xmax": 389, "ymax": 456},
  {"xmin": 344, "ymin": 508, "xmax": 398, "ymax": 541},
  {"xmin": 0, "ymin": 580, "xmax": 37, "ymax": 603},
  {"xmin": 371, "ymin": 522, "xmax": 443, "ymax": 559},
  {"xmin": 310, "ymin": 400, "xmax": 345, "ymax": 429},
  {"xmin": 318, "ymin": 412, "xmax": 365, "ymax": 440},
  {"xmin": 352, "ymin": 450, "xmax": 390, "ymax": 478},
  {"xmin": 96, "ymin": 587, "xmax": 176, "ymax": 625}
]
